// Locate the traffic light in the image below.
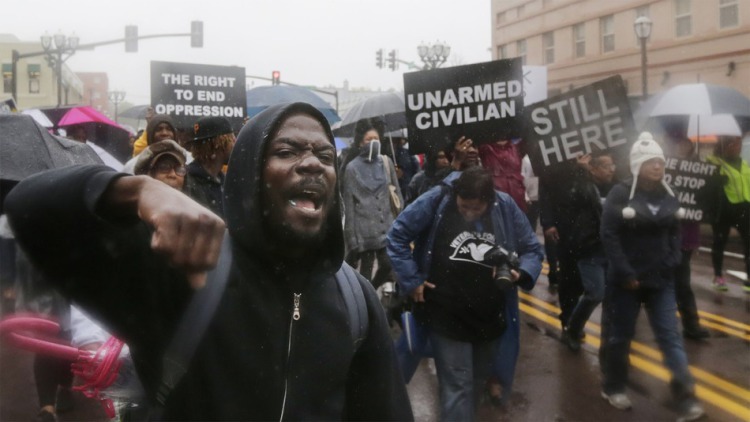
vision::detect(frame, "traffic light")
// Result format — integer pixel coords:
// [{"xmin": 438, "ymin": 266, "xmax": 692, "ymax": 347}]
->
[
  {"xmin": 272, "ymin": 70, "xmax": 280, "ymax": 85},
  {"xmin": 191, "ymin": 21, "xmax": 203, "ymax": 48},
  {"xmin": 375, "ymin": 49, "xmax": 384, "ymax": 69},
  {"xmin": 387, "ymin": 50, "xmax": 397, "ymax": 71},
  {"xmin": 125, "ymin": 25, "xmax": 138, "ymax": 52}
]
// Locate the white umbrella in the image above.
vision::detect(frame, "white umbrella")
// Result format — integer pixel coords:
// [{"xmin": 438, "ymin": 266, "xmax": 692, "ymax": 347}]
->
[
  {"xmin": 687, "ymin": 114, "xmax": 742, "ymax": 139},
  {"xmin": 644, "ymin": 83, "xmax": 750, "ymax": 117},
  {"xmin": 21, "ymin": 109, "xmax": 54, "ymax": 128}
]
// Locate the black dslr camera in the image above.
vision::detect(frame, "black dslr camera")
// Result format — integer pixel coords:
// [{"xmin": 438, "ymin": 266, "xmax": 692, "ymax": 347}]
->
[{"xmin": 483, "ymin": 246, "xmax": 520, "ymax": 290}]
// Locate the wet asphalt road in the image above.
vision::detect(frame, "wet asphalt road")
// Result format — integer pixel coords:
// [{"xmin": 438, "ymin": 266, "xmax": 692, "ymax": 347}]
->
[{"xmin": 1, "ymin": 240, "xmax": 748, "ymax": 421}]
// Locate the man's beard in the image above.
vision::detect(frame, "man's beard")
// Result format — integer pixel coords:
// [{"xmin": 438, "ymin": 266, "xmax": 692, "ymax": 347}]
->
[{"xmin": 265, "ymin": 216, "xmax": 329, "ymax": 255}]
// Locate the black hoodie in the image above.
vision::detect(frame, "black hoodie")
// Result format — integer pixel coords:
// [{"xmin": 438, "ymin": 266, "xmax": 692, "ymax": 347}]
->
[{"xmin": 6, "ymin": 102, "xmax": 413, "ymax": 421}]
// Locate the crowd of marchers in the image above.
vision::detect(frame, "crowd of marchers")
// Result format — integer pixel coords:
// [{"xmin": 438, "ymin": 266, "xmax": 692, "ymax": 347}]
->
[{"xmin": 1, "ymin": 101, "xmax": 748, "ymax": 422}]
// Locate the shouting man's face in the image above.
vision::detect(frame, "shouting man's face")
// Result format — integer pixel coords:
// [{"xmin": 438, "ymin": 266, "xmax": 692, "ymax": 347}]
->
[{"xmin": 262, "ymin": 113, "xmax": 337, "ymax": 245}]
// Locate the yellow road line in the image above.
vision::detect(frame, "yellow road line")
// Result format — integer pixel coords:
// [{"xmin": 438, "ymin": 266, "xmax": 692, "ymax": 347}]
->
[
  {"xmin": 699, "ymin": 319, "xmax": 750, "ymax": 341},
  {"xmin": 630, "ymin": 355, "xmax": 750, "ymax": 421},
  {"xmin": 697, "ymin": 310, "xmax": 750, "ymax": 332},
  {"xmin": 521, "ymin": 291, "xmax": 750, "ymax": 341},
  {"xmin": 518, "ymin": 297, "xmax": 750, "ymax": 407}
]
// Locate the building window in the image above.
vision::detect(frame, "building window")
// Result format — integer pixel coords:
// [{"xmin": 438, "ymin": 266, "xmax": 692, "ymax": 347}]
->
[
  {"xmin": 2, "ymin": 63, "xmax": 11, "ymax": 93},
  {"xmin": 29, "ymin": 78, "xmax": 40, "ymax": 94},
  {"xmin": 719, "ymin": 0, "xmax": 738, "ymax": 28},
  {"xmin": 498, "ymin": 44, "xmax": 508, "ymax": 59},
  {"xmin": 517, "ymin": 39, "xmax": 527, "ymax": 65},
  {"xmin": 636, "ymin": 5, "xmax": 650, "ymax": 18},
  {"xmin": 94, "ymin": 76, "xmax": 101, "ymax": 84},
  {"xmin": 543, "ymin": 32, "xmax": 555, "ymax": 64},
  {"xmin": 496, "ymin": 11, "xmax": 506, "ymax": 26},
  {"xmin": 573, "ymin": 23, "xmax": 586, "ymax": 58},
  {"xmin": 93, "ymin": 91, "xmax": 101, "ymax": 100},
  {"xmin": 517, "ymin": 5, "xmax": 525, "ymax": 17},
  {"xmin": 675, "ymin": 0, "xmax": 692, "ymax": 37},
  {"xmin": 543, "ymin": 0, "xmax": 553, "ymax": 7},
  {"xmin": 600, "ymin": 15, "xmax": 615, "ymax": 53}
]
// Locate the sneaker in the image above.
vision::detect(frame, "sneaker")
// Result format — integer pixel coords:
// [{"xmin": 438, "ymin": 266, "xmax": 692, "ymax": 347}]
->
[
  {"xmin": 677, "ymin": 399, "xmax": 705, "ymax": 422},
  {"xmin": 561, "ymin": 330, "xmax": 581, "ymax": 352},
  {"xmin": 33, "ymin": 409, "xmax": 58, "ymax": 422},
  {"xmin": 55, "ymin": 387, "xmax": 74, "ymax": 412},
  {"xmin": 601, "ymin": 391, "xmax": 632, "ymax": 410},
  {"xmin": 382, "ymin": 282, "xmax": 395, "ymax": 296},
  {"xmin": 712, "ymin": 276, "xmax": 728, "ymax": 291},
  {"xmin": 683, "ymin": 327, "xmax": 710, "ymax": 340}
]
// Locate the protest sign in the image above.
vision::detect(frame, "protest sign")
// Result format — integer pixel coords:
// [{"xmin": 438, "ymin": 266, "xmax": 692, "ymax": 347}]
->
[
  {"xmin": 403, "ymin": 58, "xmax": 524, "ymax": 154},
  {"xmin": 664, "ymin": 157, "xmax": 718, "ymax": 222},
  {"xmin": 524, "ymin": 75, "xmax": 636, "ymax": 178},
  {"xmin": 151, "ymin": 61, "xmax": 246, "ymax": 131}
]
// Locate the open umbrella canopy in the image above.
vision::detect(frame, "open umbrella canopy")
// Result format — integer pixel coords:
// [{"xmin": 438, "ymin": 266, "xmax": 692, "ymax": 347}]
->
[
  {"xmin": 635, "ymin": 83, "xmax": 750, "ymax": 136},
  {"xmin": 246, "ymin": 86, "xmax": 340, "ymax": 125},
  {"xmin": 53, "ymin": 106, "xmax": 132, "ymax": 163},
  {"xmin": 333, "ymin": 92, "xmax": 406, "ymax": 138},
  {"xmin": 21, "ymin": 109, "xmax": 54, "ymax": 128},
  {"xmin": 119, "ymin": 104, "xmax": 151, "ymax": 120},
  {"xmin": 0, "ymin": 114, "xmax": 102, "ymax": 182},
  {"xmin": 58, "ymin": 106, "xmax": 124, "ymax": 129}
]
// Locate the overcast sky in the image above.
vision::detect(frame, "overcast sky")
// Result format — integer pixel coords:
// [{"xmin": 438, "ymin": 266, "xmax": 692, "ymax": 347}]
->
[{"xmin": 2, "ymin": 0, "xmax": 491, "ymax": 105}]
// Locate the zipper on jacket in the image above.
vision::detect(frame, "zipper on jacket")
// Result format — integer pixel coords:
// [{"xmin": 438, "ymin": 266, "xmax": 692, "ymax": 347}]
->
[{"xmin": 279, "ymin": 293, "xmax": 302, "ymax": 421}]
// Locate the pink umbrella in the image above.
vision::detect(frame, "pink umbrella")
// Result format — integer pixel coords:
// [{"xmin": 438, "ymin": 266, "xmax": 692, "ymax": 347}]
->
[{"xmin": 58, "ymin": 105, "xmax": 125, "ymax": 130}]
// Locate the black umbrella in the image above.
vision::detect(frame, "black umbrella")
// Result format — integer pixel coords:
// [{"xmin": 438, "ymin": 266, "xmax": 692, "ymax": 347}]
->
[
  {"xmin": 119, "ymin": 104, "xmax": 151, "ymax": 120},
  {"xmin": 333, "ymin": 93, "xmax": 406, "ymax": 138},
  {"xmin": 246, "ymin": 86, "xmax": 340, "ymax": 125},
  {"xmin": 0, "ymin": 114, "xmax": 102, "ymax": 182}
]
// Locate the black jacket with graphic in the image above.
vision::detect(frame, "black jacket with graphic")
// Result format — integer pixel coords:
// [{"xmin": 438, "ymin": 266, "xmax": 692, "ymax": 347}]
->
[{"xmin": 6, "ymin": 103, "xmax": 412, "ymax": 421}]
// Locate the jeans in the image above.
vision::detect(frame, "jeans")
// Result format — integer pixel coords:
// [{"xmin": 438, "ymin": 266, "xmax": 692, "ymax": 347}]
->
[
  {"xmin": 430, "ymin": 332, "xmax": 498, "ymax": 422},
  {"xmin": 675, "ymin": 250, "xmax": 701, "ymax": 331},
  {"xmin": 567, "ymin": 252, "xmax": 607, "ymax": 336},
  {"xmin": 711, "ymin": 202, "xmax": 750, "ymax": 278},
  {"xmin": 345, "ymin": 247, "xmax": 393, "ymax": 289},
  {"xmin": 557, "ymin": 253, "xmax": 582, "ymax": 328},
  {"xmin": 603, "ymin": 282, "xmax": 695, "ymax": 399}
]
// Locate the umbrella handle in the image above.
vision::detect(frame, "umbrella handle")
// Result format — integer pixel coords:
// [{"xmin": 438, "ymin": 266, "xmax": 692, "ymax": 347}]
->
[{"xmin": 0, "ymin": 315, "xmax": 82, "ymax": 360}]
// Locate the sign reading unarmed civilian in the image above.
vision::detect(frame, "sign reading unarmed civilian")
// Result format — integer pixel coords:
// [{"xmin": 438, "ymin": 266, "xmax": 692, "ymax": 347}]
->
[
  {"xmin": 525, "ymin": 76, "xmax": 636, "ymax": 178},
  {"xmin": 151, "ymin": 61, "xmax": 246, "ymax": 131},
  {"xmin": 664, "ymin": 158, "xmax": 718, "ymax": 222},
  {"xmin": 404, "ymin": 58, "xmax": 524, "ymax": 154}
]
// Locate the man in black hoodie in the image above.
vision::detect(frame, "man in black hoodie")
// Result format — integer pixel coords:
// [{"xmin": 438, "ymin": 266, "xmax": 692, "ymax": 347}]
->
[{"xmin": 6, "ymin": 103, "xmax": 413, "ymax": 420}]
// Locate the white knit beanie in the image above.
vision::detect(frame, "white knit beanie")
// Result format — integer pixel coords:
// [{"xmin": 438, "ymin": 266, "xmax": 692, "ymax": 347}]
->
[{"xmin": 622, "ymin": 132, "xmax": 684, "ymax": 219}]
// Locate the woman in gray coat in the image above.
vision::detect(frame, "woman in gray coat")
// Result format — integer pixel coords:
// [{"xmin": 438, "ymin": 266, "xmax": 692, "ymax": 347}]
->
[{"xmin": 342, "ymin": 118, "xmax": 403, "ymax": 289}]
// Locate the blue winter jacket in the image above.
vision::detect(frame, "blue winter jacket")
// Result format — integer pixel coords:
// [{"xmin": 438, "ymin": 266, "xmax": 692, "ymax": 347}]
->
[{"xmin": 386, "ymin": 171, "xmax": 544, "ymax": 399}]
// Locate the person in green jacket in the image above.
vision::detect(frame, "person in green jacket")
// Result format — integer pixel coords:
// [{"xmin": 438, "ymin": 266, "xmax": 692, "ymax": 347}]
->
[{"xmin": 706, "ymin": 135, "xmax": 750, "ymax": 293}]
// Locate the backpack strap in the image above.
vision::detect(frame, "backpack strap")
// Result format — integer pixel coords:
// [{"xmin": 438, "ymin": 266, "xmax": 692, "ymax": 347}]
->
[
  {"xmin": 156, "ymin": 232, "xmax": 233, "ymax": 406},
  {"xmin": 335, "ymin": 263, "xmax": 369, "ymax": 350}
]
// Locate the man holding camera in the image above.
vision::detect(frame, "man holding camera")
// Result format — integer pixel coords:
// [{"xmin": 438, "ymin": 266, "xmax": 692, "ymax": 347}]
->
[{"xmin": 388, "ymin": 166, "xmax": 543, "ymax": 421}]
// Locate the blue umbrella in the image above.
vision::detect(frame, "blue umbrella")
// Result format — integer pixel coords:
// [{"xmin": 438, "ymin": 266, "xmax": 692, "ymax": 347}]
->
[{"xmin": 246, "ymin": 86, "xmax": 340, "ymax": 125}]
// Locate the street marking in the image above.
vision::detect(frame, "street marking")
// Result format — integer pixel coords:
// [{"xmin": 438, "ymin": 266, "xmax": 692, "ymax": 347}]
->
[
  {"xmin": 518, "ymin": 294, "xmax": 750, "ymax": 413},
  {"xmin": 520, "ymin": 290, "xmax": 750, "ymax": 341},
  {"xmin": 697, "ymin": 310, "xmax": 750, "ymax": 332},
  {"xmin": 699, "ymin": 319, "xmax": 750, "ymax": 341}
]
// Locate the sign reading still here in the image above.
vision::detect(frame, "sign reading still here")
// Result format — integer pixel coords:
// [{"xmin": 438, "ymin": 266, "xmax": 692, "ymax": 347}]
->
[{"xmin": 525, "ymin": 75, "xmax": 636, "ymax": 177}]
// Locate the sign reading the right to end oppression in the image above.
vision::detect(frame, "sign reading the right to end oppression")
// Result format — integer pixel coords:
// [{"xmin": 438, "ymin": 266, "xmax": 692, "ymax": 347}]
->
[{"xmin": 525, "ymin": 75, "xmax": 637, "ymax": 177}]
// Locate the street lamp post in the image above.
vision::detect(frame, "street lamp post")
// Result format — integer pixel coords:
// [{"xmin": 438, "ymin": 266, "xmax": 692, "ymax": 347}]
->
[
  {"xmin": 108, "ymin": 91, "xmax": 126, "ymax": 123},
  {"xmin": 634, "ymin": 16, "xmax": 653, "ymax": 99},
  {"xmin": 417, "ymin": 41, "xmax": 451, "ymax": 70},
  {"xmin": 41, "ymin": 31, "xmax": 79, "ymax": 107}
]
